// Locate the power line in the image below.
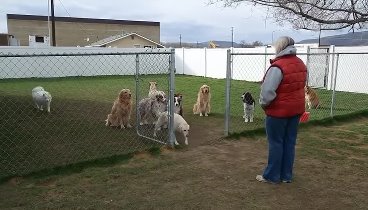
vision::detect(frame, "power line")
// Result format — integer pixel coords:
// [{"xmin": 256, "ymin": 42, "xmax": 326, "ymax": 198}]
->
[
  {"xmin": 57, "ymin": 0, "xmax": 94, "ymax": 42},
  {"xmin": 57, "ymin": 0, "xmax": 72, "ymax": 18}
]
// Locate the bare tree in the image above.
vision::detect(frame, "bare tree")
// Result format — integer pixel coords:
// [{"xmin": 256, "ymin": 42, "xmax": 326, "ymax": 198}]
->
[
  {"xmin": 239, "ymin": 40, "xmax": 264, "ymax": 47},
  {"xmin": 252, "ymin": 41, "xmax": 263, "ymax": 46},
  {"xmin": 210, "ymin": 0, "xmax": 368, "ymax": 31}
]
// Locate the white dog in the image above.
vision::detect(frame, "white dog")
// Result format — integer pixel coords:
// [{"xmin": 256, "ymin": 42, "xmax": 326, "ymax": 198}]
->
[
  {"xmin": 153, "ymin": 111, "xmax": 190, "ymax": 145},
  {"xmin": 32, "ymin": 86, "xmax": 52, "ymax": 113}
]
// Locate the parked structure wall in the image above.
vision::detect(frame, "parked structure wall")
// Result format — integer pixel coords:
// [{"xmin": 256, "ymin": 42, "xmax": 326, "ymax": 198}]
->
[{"xmin": 7, "ymin": 14, "xmax": 160, "ymax": 47}]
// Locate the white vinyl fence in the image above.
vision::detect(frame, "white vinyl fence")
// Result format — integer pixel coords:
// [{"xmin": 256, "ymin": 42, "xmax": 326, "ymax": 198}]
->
[
  {"xmin": 0, "ymin": 47, "xmax": 170, "ymax": 78},
  {"xmin": 2, "ymin": 45, "xmax": 368, "ymax": 93},
  {"xmin": 176, "ymin": 46, "xmax": 368, "ymax": 94}
]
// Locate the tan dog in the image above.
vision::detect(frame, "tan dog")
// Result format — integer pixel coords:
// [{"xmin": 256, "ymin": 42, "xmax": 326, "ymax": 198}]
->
[
  {"xmin": 193, "ymin": 84, "xmax": 211, "ymax": 117},
  {"xmin": 148, "ymin": 81, "xmax": 166, "ymax": 100},
  {"xmin": 105, "ymin": 89, "xmax": 132, "ymax": 129},
  {"xmin": 305, "ymin": 86, "xmax": 320, "ymax": 109}
]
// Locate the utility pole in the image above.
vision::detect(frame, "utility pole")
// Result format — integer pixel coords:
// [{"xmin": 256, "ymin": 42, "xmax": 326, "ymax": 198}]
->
[
  {"xmin": 318, "ymin": 23, "xmax": 322, "ymax": 47},
  {"xmin": 231, "ymin": 27, "xmax": 234, "ymax": 48},
  {"xmin": 179, "ymin": 34, "xmax": 182, "ymax": 47},
  {"xmin": 51, "ymin": 0, "xmax": 56, "ymax": 46},
  {"xmin": 272, "ymin": 31, "xmax": 275, "ymax": 44},
  {"xmin": 47, "ymin": 0, "xmax": 51, "ymax": 45}
]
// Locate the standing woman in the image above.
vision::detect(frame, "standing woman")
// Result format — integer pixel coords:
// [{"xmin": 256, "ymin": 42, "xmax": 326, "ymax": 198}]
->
[{"xmin": 257, "ymin": 36, "xmax": 307, "ymax": 183}]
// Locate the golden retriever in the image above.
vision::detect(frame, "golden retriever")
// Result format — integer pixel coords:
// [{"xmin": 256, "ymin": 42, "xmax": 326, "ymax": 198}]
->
[
  {"xmin": 148, "ymin": 81, "xmax": 166, "ymax": 100},
  {"xmin": 305, "ymin": 86, "xmax": 320, "ymax": 109},
  {"xmin": 148, "ymin": 81, "xmax": 157, "ymax": 98},
  {"xmin": 193, "ymin": 84, "xmax": 211, "ymax": 116},
  {"xmin": 105, "ymin": 89, "xmax": 132, "ymax": 129}
]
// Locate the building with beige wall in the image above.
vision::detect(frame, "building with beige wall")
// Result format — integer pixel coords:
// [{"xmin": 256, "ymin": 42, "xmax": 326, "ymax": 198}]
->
[
  {"xmin": 88, "ymin": 32, "xmax": 164, "ymax": 48},
  {"xmin": 7, "ymin": 14, "xmax": 160, "ymax": 47}
]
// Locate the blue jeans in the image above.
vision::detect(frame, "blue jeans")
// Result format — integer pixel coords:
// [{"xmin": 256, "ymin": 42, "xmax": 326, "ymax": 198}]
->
[{"xmin": 263, "ymin": 115, "xmax": 300, "ymax": 183}]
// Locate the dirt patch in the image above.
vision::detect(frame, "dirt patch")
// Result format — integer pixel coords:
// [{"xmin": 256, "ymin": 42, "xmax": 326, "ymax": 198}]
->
[{"xmin": 1, "ymin": 119, "xmax": 368, "ymax": 209}]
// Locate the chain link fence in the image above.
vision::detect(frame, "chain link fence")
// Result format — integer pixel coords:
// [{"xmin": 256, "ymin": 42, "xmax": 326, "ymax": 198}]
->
[
  {"xmin": 0, "ymin": 48, "xmax": 175, "ymax": 179},
  {"xmin": 225, "ymin": 50, "xmax": 368, "ymax": 135}
]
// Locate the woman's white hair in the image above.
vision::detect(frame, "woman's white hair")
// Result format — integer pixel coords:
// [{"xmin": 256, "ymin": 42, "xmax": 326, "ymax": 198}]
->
[{"xmin": 273, "ymin": 36, "xmax": 295, "ymax": 55}]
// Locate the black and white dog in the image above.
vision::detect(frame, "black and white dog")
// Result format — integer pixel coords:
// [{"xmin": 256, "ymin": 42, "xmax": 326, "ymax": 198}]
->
[
  {"xmin": 241, "ymin": 92, "xmax": 255, "ymax": 122},
  {"xmin": 174, "ymin": 93, "xmax": 183, "ymax": 116}
]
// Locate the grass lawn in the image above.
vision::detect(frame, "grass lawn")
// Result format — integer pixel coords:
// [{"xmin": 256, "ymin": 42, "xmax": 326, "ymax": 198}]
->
[
  {"xmin": 0, "ymin": 115, "xmax": 367, "ymax": 209},
  {"xmin": 1, "ymin": 75, "xmax": 368, "ymax": 180}
]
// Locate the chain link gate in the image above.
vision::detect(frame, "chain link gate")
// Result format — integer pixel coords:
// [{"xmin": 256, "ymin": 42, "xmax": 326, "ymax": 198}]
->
[
  {"xmin": 134, "ymin": 49, "xmax": 176, "ymax": 145},
  {"xmin": 307, "ymin": 47, "xmax": 330, "ymax": 88},
  {"xmin": 0, "ymin": 48, "xmax": 175, "ymax": 180}
]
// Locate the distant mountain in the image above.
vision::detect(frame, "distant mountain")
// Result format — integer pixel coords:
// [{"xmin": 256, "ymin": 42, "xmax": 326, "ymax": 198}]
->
[
  {"xmin": 198, "ymin": 41, "xmax": 243, "ymax": 48},
  {"xmin": 162, "ymin": 40, "xmax": 242, "ymax": 48},
  {"xmin": 298, "ymin": 31, "xmax": 368, "ymax": 46}
]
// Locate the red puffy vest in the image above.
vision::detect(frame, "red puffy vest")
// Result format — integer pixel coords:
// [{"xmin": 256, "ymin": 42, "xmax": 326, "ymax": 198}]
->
[{"xmin": 263, "ymin": 55, "xmax": 307, "ymax": 117}]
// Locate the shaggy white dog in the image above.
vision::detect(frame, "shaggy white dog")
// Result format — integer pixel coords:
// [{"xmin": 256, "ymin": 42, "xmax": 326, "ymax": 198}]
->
[
  {"xmin": 32, "ymin": 86, "xmax": 52, "ymax": 113},
  {"xmin": 153, "ymin": 111, "xmax": 190, "ymax": 145}
]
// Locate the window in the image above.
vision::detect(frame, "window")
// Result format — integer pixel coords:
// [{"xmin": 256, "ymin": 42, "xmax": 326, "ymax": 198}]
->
[
  {"xmin": 144, "ymin": 45, "xmax": 153, "ymax": 48},
  {"xmin": 35, "ymin": 36, "xmax": 44, "ymax": 43}
]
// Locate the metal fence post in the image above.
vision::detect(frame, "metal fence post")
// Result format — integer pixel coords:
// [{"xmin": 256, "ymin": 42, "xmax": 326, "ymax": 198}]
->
[
  {"xmin": 224, "ymin": 49, "xmax": 231, "ymax": 136},
  {"xmin": 135, "ymin": 54, "xmax": 140, "ymax": 133},
  {"xmin": 329, "ymin": 46, "xmax": 336, "ymax": 90},
  {"xmin": 330, "ymin": 54, "xmax": 339, "ymax": 118},
  {"xmin": 306, "ymin": 46, "xmax": 311, "ymax": 85},
  {"xmin": 264, "ymin": 46, "xmax": 267, "ymax": 74},
  {"xmin": 169, "ymin": 48, "xmax": 176, "ymax": 146}
]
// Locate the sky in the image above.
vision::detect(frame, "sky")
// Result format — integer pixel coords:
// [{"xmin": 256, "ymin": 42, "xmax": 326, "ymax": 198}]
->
[{"xmin": 0, "ymin": 0, "xmax": 348, "ymax": 44}]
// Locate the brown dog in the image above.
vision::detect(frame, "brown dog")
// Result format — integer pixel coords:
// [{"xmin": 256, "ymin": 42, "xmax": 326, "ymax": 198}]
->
[
  {"xmin": 193, "ymin": 84, "xmax": 211, "ymax": 117},
  {"xmin": 105, "ymin": 89, "xmax": 132, "ymax": 129},
  {"xmin": 305, "ymin": 86, "xmax": 320, "ymax": 109}
]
